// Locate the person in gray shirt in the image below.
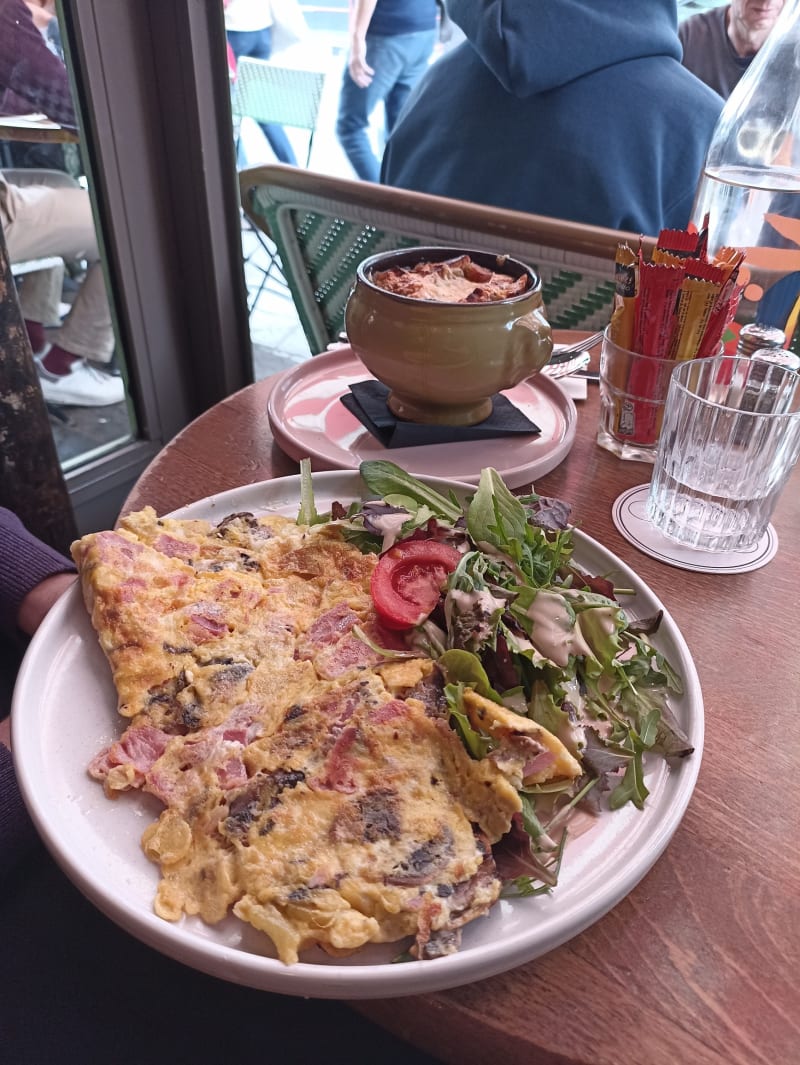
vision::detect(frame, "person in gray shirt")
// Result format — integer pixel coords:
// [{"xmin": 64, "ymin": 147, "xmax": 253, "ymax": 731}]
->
[{"xmin": 679, "ymin": 0, "xmax": 785, "ymax": 98}]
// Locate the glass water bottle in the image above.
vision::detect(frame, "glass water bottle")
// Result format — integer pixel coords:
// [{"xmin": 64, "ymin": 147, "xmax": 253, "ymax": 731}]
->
[{"xmin": 690, "ymin": 0, "xmax": 800, "ymax": 352}]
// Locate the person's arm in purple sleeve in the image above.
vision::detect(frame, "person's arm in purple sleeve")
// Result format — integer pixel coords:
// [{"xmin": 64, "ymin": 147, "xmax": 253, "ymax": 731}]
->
[
  {"xmin": 0, "ymin": 0, "xmax": 77, "ymax": 128},
  {"xmin": 0, "ymin": 506, "xmax": 76, "ymax": 639},
  {"xmin": 0, "ymin": 508, "xmax": 77, "ymax": 638},
  {"xmin": 0, "ymin": 506, "xmax": 76, "ymax": 875}
]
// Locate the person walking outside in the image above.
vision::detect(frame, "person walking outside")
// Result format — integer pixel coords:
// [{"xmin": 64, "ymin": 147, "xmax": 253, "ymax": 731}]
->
[
  {"xmin": 224, "ymin": 0, "xmax": 299, "ymax": 165},
  {"xmin": 336, "ymin": 0, "xmax": 437, "ymax": 183}
]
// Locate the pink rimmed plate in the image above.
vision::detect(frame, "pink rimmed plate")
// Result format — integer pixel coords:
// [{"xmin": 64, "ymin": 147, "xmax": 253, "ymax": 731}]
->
[{"xmin": 267, "ymin": 347, "xmax": 577, "ymax": 489}]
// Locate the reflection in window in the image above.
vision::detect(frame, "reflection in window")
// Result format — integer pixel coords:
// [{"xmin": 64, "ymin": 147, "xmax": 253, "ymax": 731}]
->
[{"xmin": 0, "ymin": 0, "xmax": 135, "ymax": 472}]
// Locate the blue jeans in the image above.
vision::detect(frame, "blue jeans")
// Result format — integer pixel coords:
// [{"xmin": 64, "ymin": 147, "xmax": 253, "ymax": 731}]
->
[
  {"xmin": 336, "ymin": 29, "xmax": 436, "ymax": 183},
  {"xmin": 227, "ymin": 27, "xmax": 298, "ymax": 166}
]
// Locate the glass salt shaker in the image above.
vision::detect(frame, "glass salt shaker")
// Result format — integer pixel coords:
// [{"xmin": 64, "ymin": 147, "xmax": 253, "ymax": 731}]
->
[{"xmin": 736, "ymin": 323, "xmax": 786, "ymax": 357}]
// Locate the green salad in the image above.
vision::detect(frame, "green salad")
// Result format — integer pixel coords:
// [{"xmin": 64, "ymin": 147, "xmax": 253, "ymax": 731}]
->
[{"xmin": 297, "ymin": 458, "xmax": 693, "ymax": 896}]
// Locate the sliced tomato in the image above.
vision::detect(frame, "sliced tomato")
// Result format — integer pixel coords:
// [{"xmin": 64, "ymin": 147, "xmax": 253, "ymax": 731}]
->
[{"xmin": 371, "ymin": 539, "xmax": 461, "ymax": 630}]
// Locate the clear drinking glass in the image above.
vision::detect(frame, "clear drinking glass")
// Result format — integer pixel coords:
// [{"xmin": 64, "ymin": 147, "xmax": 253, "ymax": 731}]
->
[
  {"xmin": 597, "ymin": 329, "xmax": 683, "ymax": 462},
  {"xmin": 646, "ymin": 356, "xmax": 800, "ymax": 552}
]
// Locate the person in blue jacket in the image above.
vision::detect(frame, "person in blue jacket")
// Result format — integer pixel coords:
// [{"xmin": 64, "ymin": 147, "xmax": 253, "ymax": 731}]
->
[{"xmin": 380, "ymin": 0, "xmax": 724, "ymax": 235}]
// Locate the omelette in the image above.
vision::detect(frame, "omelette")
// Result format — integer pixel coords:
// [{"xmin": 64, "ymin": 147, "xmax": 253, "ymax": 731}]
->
[{"xmin": 72, "ymin": 507, "xmax": 580, "ymax": 964}]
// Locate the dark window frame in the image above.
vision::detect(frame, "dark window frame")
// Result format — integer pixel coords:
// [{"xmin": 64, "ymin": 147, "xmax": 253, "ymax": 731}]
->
[{"xmin": 58, "ymin": 0, "xmax": 253, "ymax": 527}]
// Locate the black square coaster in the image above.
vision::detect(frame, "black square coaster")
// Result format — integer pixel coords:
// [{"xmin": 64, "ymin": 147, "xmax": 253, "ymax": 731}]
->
[{"xmin": 341, "ymin": 379, "xmax": 541, "ymax": 449}]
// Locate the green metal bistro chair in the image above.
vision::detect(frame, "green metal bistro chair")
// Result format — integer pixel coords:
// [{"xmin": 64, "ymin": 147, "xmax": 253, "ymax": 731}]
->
[
  {"xmin": 232, "ymin": 59, "xmax": 328, "ymax": 312},
  {"xmin": 239, "ymin": 164, "xmax": 656, "ymax": 356},
  {"xmin": 231, "ymin": 57, "xmax": 327, "ymax": 169}
]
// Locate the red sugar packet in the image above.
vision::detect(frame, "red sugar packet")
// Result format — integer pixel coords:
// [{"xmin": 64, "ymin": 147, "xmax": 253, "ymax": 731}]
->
[
  {"xmin": 632, "ymin": 259, "xmax": 684, "ymax": 358},
  {"xmin": 656, "ymin": 227, "xmax": 700, "ymax": 259}
]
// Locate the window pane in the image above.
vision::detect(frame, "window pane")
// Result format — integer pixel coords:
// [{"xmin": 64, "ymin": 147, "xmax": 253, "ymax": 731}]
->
[{"xmin": 0, "ymin": 0, "xmax": 136, "ymax": 474}]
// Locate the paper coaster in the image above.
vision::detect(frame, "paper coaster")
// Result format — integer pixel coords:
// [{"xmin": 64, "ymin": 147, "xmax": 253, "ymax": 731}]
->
[{"xmin": 612, "ymin": 484, "xmax": 778, "ymax": 574}]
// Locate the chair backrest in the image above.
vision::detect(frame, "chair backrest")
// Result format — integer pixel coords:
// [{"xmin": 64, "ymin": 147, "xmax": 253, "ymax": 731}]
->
[
  {"xmin": 239, "ymin": 164, "xmax": 657, "ymax": 355},
  {"xmin": 231, "ymin": 58, "xmax": 326, "ymax": 132}
]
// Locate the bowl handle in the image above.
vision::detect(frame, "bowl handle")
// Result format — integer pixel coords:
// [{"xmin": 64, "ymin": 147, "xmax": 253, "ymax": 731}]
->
[{"xmin": 510, "ymin": 306, "xmax": 554, "ymax": 377}]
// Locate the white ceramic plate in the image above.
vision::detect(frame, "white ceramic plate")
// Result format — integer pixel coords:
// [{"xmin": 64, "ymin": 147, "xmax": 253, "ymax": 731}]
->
[
  {"xmin": 267, "ymin": 347, "xmax": 577, "ymax": 489},
  {"xmin": 12, "ymin": 471, "xmax": 704, "ymax": 1000}
]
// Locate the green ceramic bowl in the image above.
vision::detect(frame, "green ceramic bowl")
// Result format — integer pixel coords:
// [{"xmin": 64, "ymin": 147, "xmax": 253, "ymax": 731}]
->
[{"xmin": 344, "ymin": 247, "xmax": 553, "ymax": 426}]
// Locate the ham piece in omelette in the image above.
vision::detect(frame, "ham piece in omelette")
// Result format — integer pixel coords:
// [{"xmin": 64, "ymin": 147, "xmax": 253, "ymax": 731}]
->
[{"xmin": 71, "ymin": 506, "xmax": 578, "ymax": 964}]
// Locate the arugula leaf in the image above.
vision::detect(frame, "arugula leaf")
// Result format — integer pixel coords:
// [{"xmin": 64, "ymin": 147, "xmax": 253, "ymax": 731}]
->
[
  {"xmin": 605, "ymin": 704, "xmax": 661, "ymax": 810},
  {"xmin": 528, "ymin": 679, "xmax": 571, "ymax": 737},
  {"xmin": 609, "ymin": 754, "xmax": 649, "ymax": 810},
  {"xmin": 339, "ymin": 527, "xmax": 383, "ymax": 554},
  {"xmin": 519, "ymin": 791, "xmax": 550, "ymax": 845},
  {"xmin": 499, "ymin": 826, "xmax": 568, "ymax": 895},
  {"xmin": 501, "ymin": 876, "xmax": 554, "ymax": 898},
  {"xmin": 359, "ymin": 460, "xmax": 463, "ymax": 523},
  {"xmin": 444, "ymin": 683, "xmax": 494, "ymax": 759},
  {"xmin": 638, "ymin": 708, "xmax": 661, "ymax": 748}
]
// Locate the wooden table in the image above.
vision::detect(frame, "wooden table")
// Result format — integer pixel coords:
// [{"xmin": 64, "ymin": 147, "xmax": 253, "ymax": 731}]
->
[
  {"xmin": 122, "ymin": 335, "xmax": 800, "ymax": 1065},
  {"xmin": 0, "ymin": 113, "xmax": 78, "ymax": 143}
]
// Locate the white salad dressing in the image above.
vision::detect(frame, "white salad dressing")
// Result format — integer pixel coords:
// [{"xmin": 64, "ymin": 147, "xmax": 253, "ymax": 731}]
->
[
  {"xmin": 562, "ymin": 589, "xmax": 619, "ymax": 636},
  {"xmin": 368, "ymin": 511, "xmax": 414, "ymax": 552},
  {"xmin": 448, "ymin": 588, "xmax": 507, "ymax": 617},
  {"xmin": 525, "ymin": 590, "xmax": 595, "ymax": 667},
  {"xmin": 559, "ymin": 678, "xmax": 587, "ymax": 754}
]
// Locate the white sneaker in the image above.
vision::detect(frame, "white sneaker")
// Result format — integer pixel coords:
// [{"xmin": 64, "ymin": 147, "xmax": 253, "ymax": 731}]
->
[{"xmin": 37, "ymin": 359, "xmax": 125, "ymax": 407}]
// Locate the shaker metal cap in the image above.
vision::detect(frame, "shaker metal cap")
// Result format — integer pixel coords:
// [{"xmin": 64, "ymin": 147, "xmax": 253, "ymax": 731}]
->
[
  {"xmin": 750, "ymin": 347, "xmax": 800, "ymax": 372},
  {"xmin": 737, "ymin": 323, "xmax": 786, "ymax": 356}
]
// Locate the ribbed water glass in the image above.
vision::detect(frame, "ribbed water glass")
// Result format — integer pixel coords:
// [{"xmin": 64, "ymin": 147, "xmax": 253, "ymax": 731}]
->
[{"xmin": 646, "ymin": 355, "xmax": 800, "ymax": 552}]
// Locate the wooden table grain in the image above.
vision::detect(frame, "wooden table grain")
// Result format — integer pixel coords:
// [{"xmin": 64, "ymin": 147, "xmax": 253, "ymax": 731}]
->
[{"xmin": 122, "ymin": 334, "xmax": 800, "ymax": 1065}]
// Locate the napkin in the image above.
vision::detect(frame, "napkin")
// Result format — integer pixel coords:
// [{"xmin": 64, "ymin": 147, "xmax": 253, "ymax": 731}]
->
[{"xmin": 341, "ymin": 379, "xmax": 541, "ymax": 449}]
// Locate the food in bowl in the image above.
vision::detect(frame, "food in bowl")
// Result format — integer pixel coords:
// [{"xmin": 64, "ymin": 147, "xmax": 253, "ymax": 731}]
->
[
  {"xmin": 373, "ymin": 253, "xmax": 529, "ymax": 303},
  {"xmin": 345, "ymin": 246, "xmax": 553, "ymax": 426}
]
